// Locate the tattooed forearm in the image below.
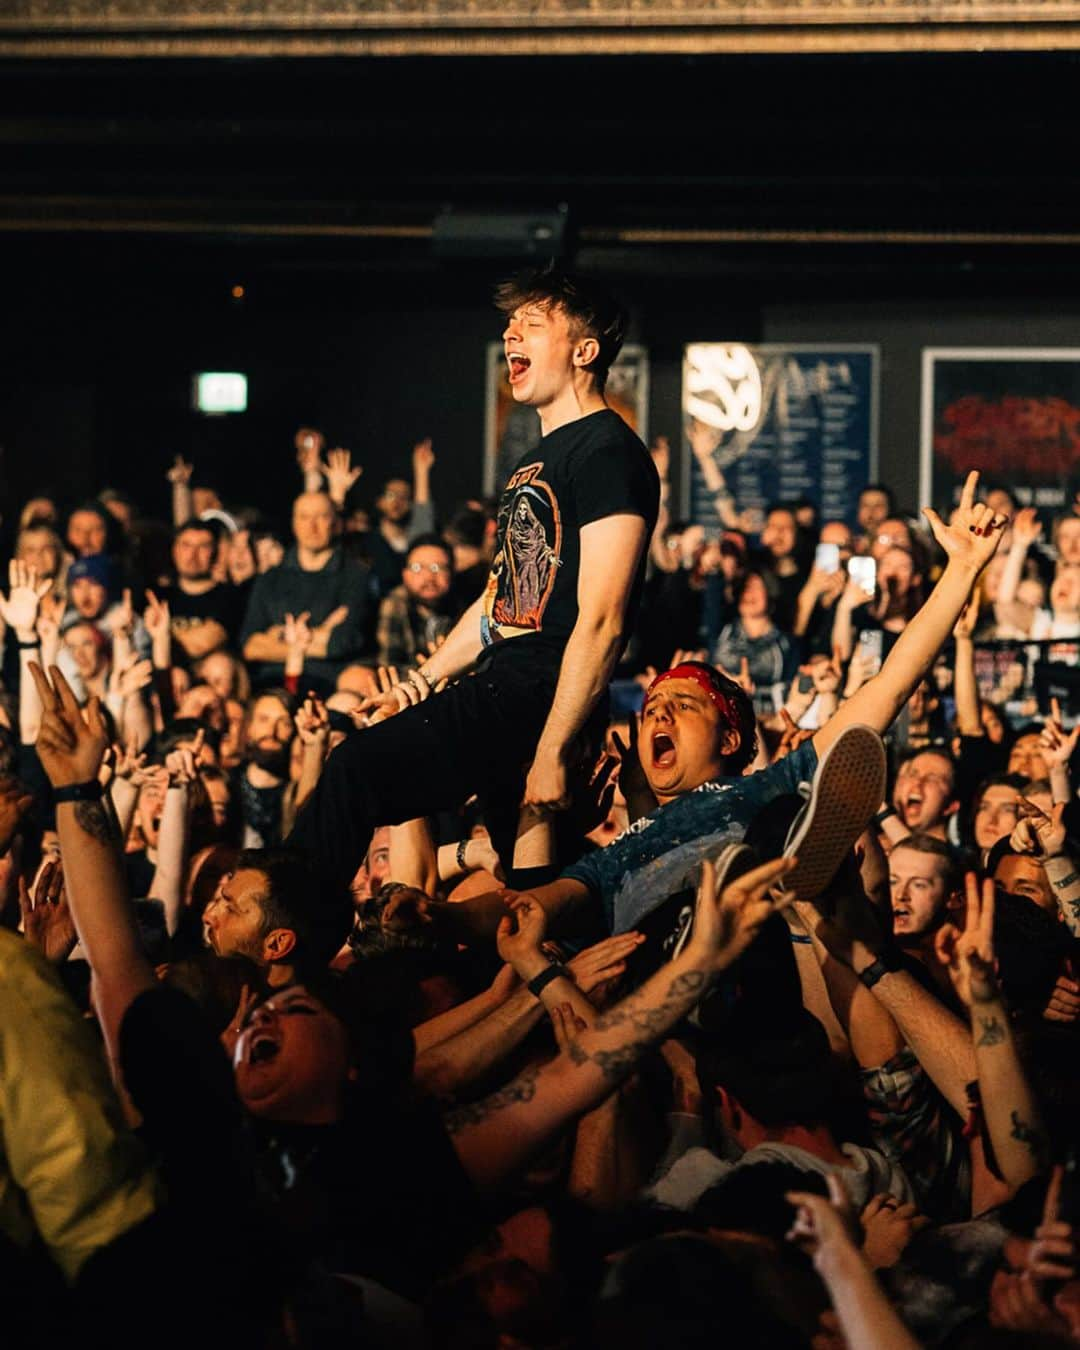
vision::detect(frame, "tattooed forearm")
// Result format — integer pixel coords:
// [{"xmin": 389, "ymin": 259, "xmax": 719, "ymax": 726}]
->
[
  {"xmin": 592, "ymin": 971, "xmax": 708, "ymax": 1035},
  {"xmin": 72, "ymin": 799, "xmax": 116, "ymax": 843},
  {"xmin": 563, "ymin": 968, "xmax": 710, "ymax": 1084},
  {"xmin": 976, "ymin": 1014, "xmax": 1006, "ymax": 1047},
  {"xmin": 1009, "ymin": 1109, "xmax": 1049, "ymax": 1163},
  {"xmin": 443, "ymin": 1065, "xmax": 541, "ymax": 1135}
]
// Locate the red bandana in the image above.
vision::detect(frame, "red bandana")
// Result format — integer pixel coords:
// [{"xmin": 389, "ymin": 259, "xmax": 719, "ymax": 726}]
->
[{"xmin": 646, "ymin": 664, "xmax": 740, "ymax": 726}]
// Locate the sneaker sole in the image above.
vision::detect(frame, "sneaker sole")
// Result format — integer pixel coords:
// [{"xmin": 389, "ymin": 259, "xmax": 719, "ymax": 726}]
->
[{"xmin": 782, "ymin": 724, "xmax": 886, "ymax": 903}]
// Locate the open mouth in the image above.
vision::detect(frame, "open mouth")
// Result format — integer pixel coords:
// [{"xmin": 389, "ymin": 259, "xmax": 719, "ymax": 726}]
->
[
  {"xmin": 652, "ymin": 732, "xmax": 677, "ymax": 769},
  {"xmin": 892, "ymin": 906, "xmax": 912, "ymax": 926},
  {"xmin": 248, "ymin": 1034, "xmax": 280, "ymax": 1067},
  {"xmin": 507, "ymin": 353, "xmax": 531, "ymax": 385}
]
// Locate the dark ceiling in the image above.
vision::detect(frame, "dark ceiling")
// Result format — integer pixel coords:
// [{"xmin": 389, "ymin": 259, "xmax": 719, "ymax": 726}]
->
[{"xmin": 3, "ymin": 51, "xmax": 1080, "ymax": 299}]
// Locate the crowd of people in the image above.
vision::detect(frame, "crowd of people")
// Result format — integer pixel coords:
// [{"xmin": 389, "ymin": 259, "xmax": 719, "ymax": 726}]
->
[{"xmin": 0, "ymin": 265, "xmax": 1078, "ymax": 1349}]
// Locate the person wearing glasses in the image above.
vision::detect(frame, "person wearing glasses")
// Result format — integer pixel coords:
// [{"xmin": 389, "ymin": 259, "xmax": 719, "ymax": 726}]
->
[{"xmin": 376, "ymin": 534, "xmax": 458, "ymax": 668}]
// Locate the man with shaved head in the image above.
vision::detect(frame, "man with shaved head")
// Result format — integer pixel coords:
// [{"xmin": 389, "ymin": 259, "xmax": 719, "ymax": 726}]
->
[{"xmin": 240, "ymin": 490, "xmax": 369, "ymax": 695}]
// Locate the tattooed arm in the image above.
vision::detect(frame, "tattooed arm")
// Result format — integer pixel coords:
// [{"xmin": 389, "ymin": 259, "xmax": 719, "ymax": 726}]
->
[
  {"xmin": 446, "ymin": 854, "xmax": 795, "ymax": 1190},
  {"xmin": 1044, "ymin": 854, "xmax": 1080, "ymax": 939},
  {"xmin": 30, "ymin": 663, "xmax": 155, "ymax": 1065},
  {"xmin": 937, "ymin": 873, "xmax": 1049, "ymax": 1190}
]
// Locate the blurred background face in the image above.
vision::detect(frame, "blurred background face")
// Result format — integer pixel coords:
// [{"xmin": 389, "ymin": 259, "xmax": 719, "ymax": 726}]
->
[
  {"xmin": 1007, "ymin": 732, "xmax": 1049, "ymax": 781},
  {"xmin": 70, "ymin": 576, "xmax": 108, "ymax": 620},
  {"xmin": 819, "ymin": 520, "xmax": 854, "ymax": 561},
  {"xmin": 738, "ymin": 573, "xmax": 769, "ymax": 620},
  {"xmin": 974, "ymin": 783, "xmax": 1021, "ymax": 850},
  {"xmin": 1050, "ymin": 563, "xmax": 1080, "ymax": 615},
  {"xmin": 67, "ymin": 509, "xmax": 107, "ymax": 557},
  {"xmin": 173, "ymin": 527, "xmax": 215, "ymax": 580},
  {"xmin": 877, "ymin": 546, "xmax": 917, "ymax": 598},
  {"xmin": 378, "ymin": 478, "xmax": 412, "ymax": 523},
  {"xmin": 292, "ymin": 494, "xmax": 335, "ymax": 553},
  {"xmin": 248, "ymin": 696, "xmax": 293, "ymax": 754},
  {"xmin": 403, "ymin": 544, "xmax": 452, "ymax": 604},
  {"xmin": 761, "ymin": 510, "xmax": 796, "ymax": 561},
  {"xmin": 994, "ymin": 853, "xmax": 1054, "ymax": 911},
  {"xmin": 870, "ymin": 519, "xmax": 913, "ymax": 563},
  {"xmin": 17, "ymin": 528, "xmax": 60, "ymax": 579},
  {"xmin": 1056, "ymin": 517, "xmax": 1080, "ymax": 565},
  {"xmin": 63, "ymin": 622, "xmax": 106, "ymax": 678},
  {"xmin": 858, "ymin": 489, "xmax": 890, "ymax": 535}
]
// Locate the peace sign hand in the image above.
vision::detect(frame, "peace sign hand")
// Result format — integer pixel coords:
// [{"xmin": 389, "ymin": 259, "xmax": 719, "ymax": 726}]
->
[{"xmin": 29, "ymin": 662, "xmax": 110, "ymax": 788}]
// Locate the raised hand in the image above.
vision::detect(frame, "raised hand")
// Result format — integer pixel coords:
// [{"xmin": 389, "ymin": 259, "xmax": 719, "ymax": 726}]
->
[
  {"xmin": 143, "ymin": 589, "xmax": 171, "ymax": 641},
  {"xmin": 550, "ymin": 1001, "xmax": 591, "ymax": 1052},
  {"xmin": 859, "ymin": 1194, "xmax": 927, "ymax": 1270},
  {"xmin": 0, "ymin": 559, "xmax": 52, "ymax": 638},
  {"xmin": 934, "ymin": 871, "xmax": 998, "ymax": 1007},
  {"xmin": 29, "ymin": 662, "xmax": 109, "ymax": 787},
  {"xmin": 283, "ymin": 611, "xmax": 313, "ymax": 653},
  {"xmin": 922, "ymin": 470, "xmax": 1008, "ymax": 575},
  {"xmin": 322, "ymin": 447, "xmax": 362, "ymax": 504},
  {"xmin": 786, "ymin": 1171, "xmax": 863, "ymax": 1266},
  {"xmin": 295, "ymin": 692, "xmax": 330, "ymax": 746},
  {"xmin": 1010, "ymin": 797, "xmax": 1067, "ymax": 860},
  {"xmin": 112, "ymin": 735, "xmax": 147, "ymax": 783},
  {"xmin": 1040, "ymin": 697, "xmax": 1080, "ymax": 770},
  {"xmin": 412, "ymin": 437, "xmax": 435, "ymax": 476},
  {"xmin": 105, "ymin": 588, "xmax": 135, "ymax": 639},
  {"xmin": 166, "ymin": 455, "xmax": 193, "ymax": 485},
  {"xmin": 294, "ymin": 427, "xmax": 325, "ymax": 475},
  {"xmin": 112, "ymin": 652, "xmax": 153, "ymax": 700},
  {"xmin": 164, "ymin": 730, "xmax": 203, "ymax": 787},
  {"xmin": 685, "ymin": 853, "xmax": 796, "ymax": 974},
  {"xmin": 609, "ymin": 714, "xmax": 650, "ymax": 804},
  {"xmin": 18, "ymin": 861, "xmax": 78, "ymax": 965},
  {"xmin": 1011, "ymin": 506, "xmax": 1043, "ymax": 549}
]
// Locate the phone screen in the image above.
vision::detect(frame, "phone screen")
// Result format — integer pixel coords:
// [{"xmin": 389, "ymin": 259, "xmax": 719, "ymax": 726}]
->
[
  {"xmin": 815, "ymin": 543, "xmax": 840, "ymax": 574},
  {"xmin": 848, "ymin": 556, "xmax": 876, "ymax": 597}
]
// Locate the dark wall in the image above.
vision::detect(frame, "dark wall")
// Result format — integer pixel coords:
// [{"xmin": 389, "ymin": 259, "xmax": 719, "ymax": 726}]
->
[{"xmin": 4, "ymin": 259, "xmax": 1080, "ymax": 535}]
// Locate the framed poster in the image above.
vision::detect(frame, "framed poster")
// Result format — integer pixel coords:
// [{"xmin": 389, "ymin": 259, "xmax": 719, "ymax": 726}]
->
[
  {"xmin": 681, "ymin": 344, "xmax": 878, "ymax": 531},
  {"xmin": 483, "ymin": 342, "xmax": 649, "ymax": 497},
  {"xmin": 920, "ymin": 348, "xmax": 1080, "ymax": 514}
]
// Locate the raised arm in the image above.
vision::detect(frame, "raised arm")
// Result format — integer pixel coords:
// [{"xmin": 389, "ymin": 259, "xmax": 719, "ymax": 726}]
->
[
  {"xmin": 936, "ymin": 874, "xmax": 1049, "ymax": 1189},
  {"xmin": 523, "ymin": 512, "xmax": 649, "ymax": 811},
  {"xmin": 30, "ymin": 663, "xmax": 155, "ymax": 1066},
  {"xmin": 446, "ymin": 854, "xmax": 794, "ymax": 1189},
  {"xmin": 815, "ymin": 472, "xmax": 1006, "ymax": 757}
]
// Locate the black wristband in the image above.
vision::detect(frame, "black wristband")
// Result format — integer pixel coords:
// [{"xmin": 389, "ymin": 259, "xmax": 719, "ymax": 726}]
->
[
  {"xmin": 14, "ymin": 636, "xmax": 40, "ymax": 650},
  {"xmin": 527, "ymin": 963, "xmax": 571, "ymax": 999},
  {"xmin": 858, "ymin": 948, "xmax": 903, "ymax": 990},
  {"xmin": 53, "ymin": 779, "xmax": 104, "ymax": 804},
  {"xmin": 455, "ymin": 839, "xmax": 469, "ymax": 872}
]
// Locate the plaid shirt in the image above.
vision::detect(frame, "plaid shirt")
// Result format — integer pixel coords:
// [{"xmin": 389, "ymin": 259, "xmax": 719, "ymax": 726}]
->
[
  {"xmin": 376, "ymin": 586, "xmax": 453, "ymax": 668},
  {"xmin": 862, "ymin": 1046, "xmax": 970, "ymax": 1222}
]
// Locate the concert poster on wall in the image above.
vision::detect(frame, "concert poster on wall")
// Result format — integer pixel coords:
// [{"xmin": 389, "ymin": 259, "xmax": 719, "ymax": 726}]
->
[
  {"xmin": 680, "ymin": 344, "xmax": 879, "ymax": 532},
  {"xmin": 920, "ymin": 348, "xmax": 1080, "ymax": 514},
  {"xmin": 483, "ymin": 342, "xmax": 649, "ymax": 497}
]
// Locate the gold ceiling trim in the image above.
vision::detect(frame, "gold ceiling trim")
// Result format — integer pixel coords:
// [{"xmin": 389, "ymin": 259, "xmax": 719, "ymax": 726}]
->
[{"xmin": 4, "ymin": 0, "xmax": 1080, "ymax": 55}]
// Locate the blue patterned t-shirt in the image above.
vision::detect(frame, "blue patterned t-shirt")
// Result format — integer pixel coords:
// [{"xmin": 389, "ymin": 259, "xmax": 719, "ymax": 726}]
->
[{"xmin": 562, "ymin": 740, "xmax": 818, "ymax": 934}]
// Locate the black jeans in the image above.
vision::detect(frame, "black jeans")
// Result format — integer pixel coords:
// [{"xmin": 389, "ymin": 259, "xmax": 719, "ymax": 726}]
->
[{"xmin": 288, "ymin": 643, "xmax": 573, "ymax": 888}]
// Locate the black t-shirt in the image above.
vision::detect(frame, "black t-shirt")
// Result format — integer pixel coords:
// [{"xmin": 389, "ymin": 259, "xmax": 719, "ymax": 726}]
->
[
  {"xmin": 481, "ymin": 408, "xmax": 659, "ymax": 651},
  {"xmin": 161, "ymin": 581, "xmax": 246, "ymax": 648}
]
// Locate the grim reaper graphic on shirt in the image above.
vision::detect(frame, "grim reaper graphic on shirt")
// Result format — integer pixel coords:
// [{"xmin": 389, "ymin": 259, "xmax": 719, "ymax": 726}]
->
[{"xmin": 485, "ymin": 463, "xmax": 562, "ymax": 637}]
